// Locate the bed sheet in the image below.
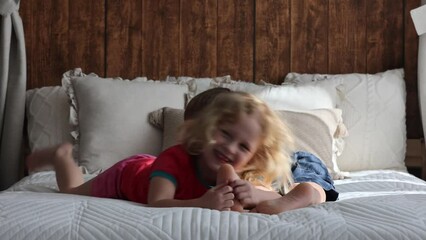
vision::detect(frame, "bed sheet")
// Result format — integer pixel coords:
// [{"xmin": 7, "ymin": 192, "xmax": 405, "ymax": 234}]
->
[{"xmin": 1, "ymin": 170, "xmax": 426, "ymax": 240}]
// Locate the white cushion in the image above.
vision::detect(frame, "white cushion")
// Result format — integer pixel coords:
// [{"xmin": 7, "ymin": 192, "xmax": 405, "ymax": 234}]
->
[
  {"xmin": 62, "ymin": 69, "xmax": 188, "ymax": 173},
  {"xmin": 148, "ymin": 107, "xmax": 347, "ymax": 179},
  {"xmin": 284, "ymin": 68, "xmax": 407, "ymax": 172},
  {"xmin": 26, "ymin": 86, "xmax": 73, "ymax": 152},
  {"xmin": 210, "ymin": 79, "xmax": 337, "ymax": 111}
]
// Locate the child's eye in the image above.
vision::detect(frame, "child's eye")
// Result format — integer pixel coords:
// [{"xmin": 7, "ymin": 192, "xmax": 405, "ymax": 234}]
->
[
  {"xmin": 240, "ymin": 144, "xmax": 250, "ymax": 152},
  {"xmin": 221, "ymin": 129, "xmax": 231, "ymax": 139}
]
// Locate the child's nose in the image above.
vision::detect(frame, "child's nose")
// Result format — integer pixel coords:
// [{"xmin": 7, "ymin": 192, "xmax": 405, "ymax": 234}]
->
[{"xmin": 225, "ymin": 142, "xmax": 238, "ymax": 155}]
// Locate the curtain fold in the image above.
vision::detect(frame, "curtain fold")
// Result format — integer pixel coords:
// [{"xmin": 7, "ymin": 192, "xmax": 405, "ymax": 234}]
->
[
  {"xmin": 415, "ymin": 0, "xmax": 426, "ymax": 146},
  {"xmin": 0, "ymin": 0, "xmax": 26, "ymax": 190}
]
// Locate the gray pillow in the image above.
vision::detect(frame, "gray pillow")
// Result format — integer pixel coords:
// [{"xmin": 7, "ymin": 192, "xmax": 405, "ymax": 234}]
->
[{"xmin": 63, "ymin": 71, "xmax": 189, "ymax": 173}]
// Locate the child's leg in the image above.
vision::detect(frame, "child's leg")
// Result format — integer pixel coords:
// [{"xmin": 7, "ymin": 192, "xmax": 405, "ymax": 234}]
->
[
  {"xmin": 216, "ymin": 164, "xmax": 244, "ymax": 212},
  {"xmin": 251, "ymin": 182, "xmax": 326, "ymax": 214},
  {"xmin": 26, "ymin": 143, "xmax": 91, "ymax": 195}
]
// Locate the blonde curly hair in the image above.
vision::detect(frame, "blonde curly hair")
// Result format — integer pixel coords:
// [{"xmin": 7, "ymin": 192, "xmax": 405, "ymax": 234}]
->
[{"xmin": 179, "ymin": 91, "xmax": 295, "ymax": 192}]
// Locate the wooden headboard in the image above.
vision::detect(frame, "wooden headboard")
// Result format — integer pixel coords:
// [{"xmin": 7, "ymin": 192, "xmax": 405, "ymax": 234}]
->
[{"xmin": 20, "ymin": 0, "xmax": 421, "ymax": 138}]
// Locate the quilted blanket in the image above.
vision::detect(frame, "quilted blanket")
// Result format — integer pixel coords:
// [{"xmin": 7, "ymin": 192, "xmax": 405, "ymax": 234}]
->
[{"xmin": 1, "ymin": 170, "xmax": 426, "ymax": 240}]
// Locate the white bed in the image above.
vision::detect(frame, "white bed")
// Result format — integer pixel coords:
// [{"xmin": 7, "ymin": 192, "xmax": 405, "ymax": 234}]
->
[
  {"xmin": 2, "ymin": 170, "xmax": 426, "ymax": 239},
  {"xmin": 1, "ymin": 67, "xmax": 426, "ymax": 240}
]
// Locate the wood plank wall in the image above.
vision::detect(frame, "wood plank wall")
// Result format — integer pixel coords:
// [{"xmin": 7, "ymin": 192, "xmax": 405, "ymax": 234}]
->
[{"xmin": 20, "ymin": 0, "xmax": 421, "ymax": 138}]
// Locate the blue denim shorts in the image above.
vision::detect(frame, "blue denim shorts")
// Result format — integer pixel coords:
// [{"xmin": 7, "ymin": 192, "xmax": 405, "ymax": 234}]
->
[{"xmin": 291, "ymin": 151, "xmax": 339, "ymax": 201}]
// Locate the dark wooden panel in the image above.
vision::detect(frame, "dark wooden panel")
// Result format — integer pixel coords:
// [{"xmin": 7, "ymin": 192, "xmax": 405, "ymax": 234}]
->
[
  {"xmin": 255, "ymin": 0, "xmax": 290, "ymax": 84},
  {"xmin": 68, "ymin": 1, "xmax": 105, "ymax": 76},
  {"xmin": 405, "ymin": 0, "xmax": 422, "ymax": 139},
  {"xmin": 21, "ymin": 0, "xmax": 70, "ymax": 89},
  {"xmin": 106, "ymin": 0, "xmax": 143, "ymax": 78},
  {"xmin": 142, "ymin": 0, "xmax": 180, "ymax": 79},
  {"xmin": 290, "ymin": 0, "xmax": 328, "ymax": 74},
  {"xmin": 21, "ymin": 0, "xmax": 105, "ymax": 89},
  {"xmin": 383, "ymin": 0, "xmax": 404, "ymax": 70},
  {"xmin": 217, "ymin": 0, "xmax": 254, "ymax": 82},
  {"xmin": 105, "ymin": 0, "xmax": 182, "ymax": 79},
  {"xmin": 366, "ymin": 0, "xmax": 403, "ymax": 73},
  {"xmin": 20, "ymin": 0, "xmax": 34, "ymax": 88},
  {"xmin": 366, "ymin": 0, "xmax": 385, "ymax": 73},
  {"xmin": 328, "ymin": 0, "xmax": 367, "ymax": 73},
  {"xmin": 180, "ymin": 0, "xmax": 217, "ymax": 77}
]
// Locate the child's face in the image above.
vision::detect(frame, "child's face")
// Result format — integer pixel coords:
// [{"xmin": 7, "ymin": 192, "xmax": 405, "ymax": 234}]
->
[{"xmin": 201, "ymin": 112, "xmax": 262, "ymax": 174}]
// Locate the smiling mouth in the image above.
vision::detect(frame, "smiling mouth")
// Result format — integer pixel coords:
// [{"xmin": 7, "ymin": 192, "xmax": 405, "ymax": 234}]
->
[{"xmin": 214, "ymin": 150, "xmax": 232, "ymax": 164}]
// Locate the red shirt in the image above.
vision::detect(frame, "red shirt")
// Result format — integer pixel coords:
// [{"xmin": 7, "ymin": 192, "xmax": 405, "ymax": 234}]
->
[{"xmin": 120, "ymin": 145, "xmax": 211, "ymax": 204}]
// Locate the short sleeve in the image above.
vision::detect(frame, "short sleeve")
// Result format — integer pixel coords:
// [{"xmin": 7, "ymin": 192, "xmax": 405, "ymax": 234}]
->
[{"xmin": 149, "ymin": 145, "xmax": 189, "ymax": 187}]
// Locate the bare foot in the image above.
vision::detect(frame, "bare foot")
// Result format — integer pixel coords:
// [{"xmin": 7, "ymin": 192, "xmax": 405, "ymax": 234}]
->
[
  {"xmin": 51, "ymin": 143, "xmax": 84, "ymax": 192},
  {"xmin": 26, "ymin": 143, "xmax": 73, "ymax": 173},
  {"xmin": 217, "ymin": 164, "xmax": 245, "ymax": 212},
  {"xmin": 53, "ymin": 143, "xmax": 74, "ymax": 164}
]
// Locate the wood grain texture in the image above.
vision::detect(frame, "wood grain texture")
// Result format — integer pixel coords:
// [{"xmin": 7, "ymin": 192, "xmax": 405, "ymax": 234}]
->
[
  {"xmin": 366, "ymin": 0, "xmax": 403, "ymax": 73},
  {"xmin": 68, "ymin": 0, "xmax": 105, "ymax": 76},
  {"xmin": 328, "ymin": 0, "xmax": 366, "ymax": 73},
  {"xmin": 142, "ymin": 0, "xmax": 180, "ymax": 79},
  {"xmin": 106, "ymin": 0, "xmax": 143, "ymax": 78},
  {"xmin": 180, "ymin": 0, "xmax": 217, "ymax": 77},
  {"xmin": 21, "ymin": 0, "xmax": 105, "ymax": 88},
  {"xmin": 21, "ymin": 0, "xmax": 70, "ymax": 89},
  {"xmin": 291, "ymin": 0, "xmax": 328, "ymax": 74},
  {"xmin": 255, "ymin": 0, "xmax": 290, "ymax": 84},
  {"xmin": 366, "ymin": 0, "xmax": 385, "ymax": 73},
  {"xmin": 217, "ymin": 0, "xmax": 254, "ymax": 81}
]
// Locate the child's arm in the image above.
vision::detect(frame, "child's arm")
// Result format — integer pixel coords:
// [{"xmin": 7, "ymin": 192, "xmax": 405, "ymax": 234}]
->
[
  {"xmin": 250, "ymin": 182, "xmax": 326, "ymax": 214},
  {"xmin": 147, "ymin": 177, "xmax": 235, "ymax": 210}
]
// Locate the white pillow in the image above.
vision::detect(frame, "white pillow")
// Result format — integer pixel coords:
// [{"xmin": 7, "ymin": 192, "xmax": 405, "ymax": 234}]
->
[
  {"xmin": 148, "ymin": 107, "xmax": 347, "ymax": 179},
  {"xmin": 210, "ymin": 79, "xmax": 337, "ymax": 111},
  {"xmin": 284, "ymin": 68, "xmax": 407, "ymax": 172},
  {"xmin": 62, "ymin": 69, "xmax": 188, "ymax": 173},
  {"xmin": 26, "ymin": 86, "xmax": 73, "ymax": 152}
]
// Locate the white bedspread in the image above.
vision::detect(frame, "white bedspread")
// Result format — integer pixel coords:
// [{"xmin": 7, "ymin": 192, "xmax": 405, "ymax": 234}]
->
[{"xmin": 1, "ymin": 170, "xmax": 426, "ymax": 240}]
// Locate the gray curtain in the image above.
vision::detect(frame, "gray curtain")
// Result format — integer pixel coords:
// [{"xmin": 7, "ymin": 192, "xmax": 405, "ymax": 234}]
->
[
  {"xmin": 0, "ymin": 0, "xmax": 26, "ymax": 190},
  {"xmin": 418, "ymin": 1, "xmax": 426, "ymax": 140},
  {"xmin": 412, "ymin": 0, "xmax": 426, "ymax": 145}
]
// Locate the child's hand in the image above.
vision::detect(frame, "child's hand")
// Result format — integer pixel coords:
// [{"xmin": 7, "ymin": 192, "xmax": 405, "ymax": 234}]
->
[
  {"xmin": 230, "ymin": 179, "xmax": 259, "ymax": 209},
  {"xmin": 199, "ymin": 183, "xmax": 235, "ymax": 211}
]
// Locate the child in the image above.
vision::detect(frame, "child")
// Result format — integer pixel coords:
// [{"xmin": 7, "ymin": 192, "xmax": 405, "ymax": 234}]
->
[
  {"xmin": 26, "ymin": 91, "xmax": 294, "ymax": 211},
  {"xmin": 184, "ymin": 88, "xmax": 339, "ymax": 214}
]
